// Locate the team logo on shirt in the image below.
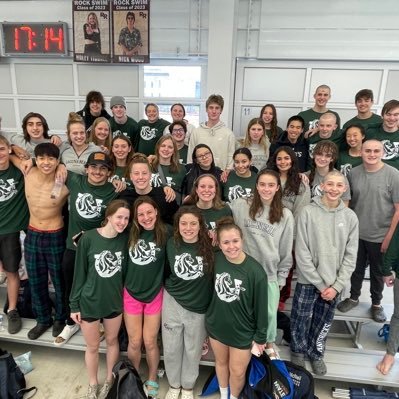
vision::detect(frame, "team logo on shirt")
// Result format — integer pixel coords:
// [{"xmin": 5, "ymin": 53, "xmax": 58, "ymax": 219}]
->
[
  {"xmin": 151, "ymin": 173, "xmax": 163, "ymax": 188},
  {"xmin": 311, "ymin": 183, "xmax": 323, "ymax": 197},
  {"xmin": 308, "ymin": 143, "xmax": 316, "ymax": 158},
  {"xmin": 174, "ymin": 253, "xmax": 204, "ymax": 280},
  {"xmin": 340, "ymin": 163, "xmax": 352, "ymax": 177},
  {"xmin": 94, "ymin": 250, "xmax": 124, "ymax": 278},
  {"xmin": 76, "ymin": 193, "xmax": 104, "ymax": 219},
  {"xmin": 228, "ymin": 185, "xmax": 251, "ymax": 201},
  {"xmin": 308, "ymin": 118, "xmax": 319, "ymax": 130},
  {"xmin": 215, "ymin": 272, "xmax": 246, "ymax": 303},
  {"xmin": 381, "ymin": 140, "xmax": 399, "ymax": 160},
  {"xmin": 140, "ymin": 126, "xmax": 157, "ymax": 141},
  {"xmin": 129, "ymin": 239, "xmax": 160, "ymax": 265},
  {"xmin": 0, "ymin": 178, "xmax": 17, "ymax": 202}
]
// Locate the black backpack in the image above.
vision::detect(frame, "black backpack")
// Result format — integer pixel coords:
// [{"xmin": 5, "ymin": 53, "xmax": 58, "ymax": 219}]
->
[
  {"xmin": 106, "ymin": 359, "xmax": 146, "ymax": 399},
  {"xmin": 0, "ymin": 350, "xmax": 37, "ymax": 398},
  {"xmin": 284, "ymin": 361, "xmax": 317, "ymax": 399}
]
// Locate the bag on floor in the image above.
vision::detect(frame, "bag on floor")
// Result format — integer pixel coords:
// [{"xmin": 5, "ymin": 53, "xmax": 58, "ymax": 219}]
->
[
  {"xmin": 284, "ymin": 361, "xmax": 317, "ymax": 399},
  {"xmin": 106, "ymin": 359, "xmax": 146, "ymax": 399},
  {"xmin": 0, "ymin": 349, "xmax": 37, "ymax": 398},
  {"xmin": 240, "ymin": 353, "xmax": 294, "ymax": 399}
]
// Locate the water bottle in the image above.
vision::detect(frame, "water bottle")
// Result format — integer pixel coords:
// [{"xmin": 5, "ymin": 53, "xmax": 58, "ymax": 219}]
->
[{"xmin": 50, "ymin": 177, "xmax": 63, "ymax": 199}]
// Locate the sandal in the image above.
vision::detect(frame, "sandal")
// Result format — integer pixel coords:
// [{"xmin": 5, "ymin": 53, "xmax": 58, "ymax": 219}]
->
[{"xmin": 144, "ymin": 380, "xmax": 159, "ymax": 398}]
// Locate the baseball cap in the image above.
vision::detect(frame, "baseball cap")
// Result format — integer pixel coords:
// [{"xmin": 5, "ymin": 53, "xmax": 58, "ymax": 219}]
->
[{"xmin": 85, "ymin": 152, "xmax": 113, "ymax": 170}]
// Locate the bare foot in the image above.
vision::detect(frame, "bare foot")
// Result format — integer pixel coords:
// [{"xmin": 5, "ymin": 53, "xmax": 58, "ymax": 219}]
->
[{"xmin": 376, "ymin": 354, "xmax": 395, "ymax": 375}]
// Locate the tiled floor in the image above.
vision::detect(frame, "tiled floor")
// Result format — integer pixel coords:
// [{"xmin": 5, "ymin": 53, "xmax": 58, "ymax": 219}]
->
[{"xmin": 0, "ymin": 280, "xmax": 397, "ymax": 399}]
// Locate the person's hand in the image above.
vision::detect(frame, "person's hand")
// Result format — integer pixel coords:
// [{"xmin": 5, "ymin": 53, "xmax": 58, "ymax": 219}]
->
[
  {"xmin": 112, "ymin": 178, "xmax": 127, "ymax": 193},
  {"xmin": 55, "ymin": 164, "xmax": 67, "ymax": 183},
  {"xmin": 209, "ymin": 229, "xmax": 218, "ymax": 246},
  {"xmin": 299, "ymin": 173, "xmax": 309, "ymax": 186},
  {"xmin": 50, "ymin": 135, "xmax": 62, "ymax": 146},
  {"xmin": 21, "ymin": 158, "xmax": 33, "ymax": 176},
  {"xmin": 304, "ymin": 127, "xmax": 319, "ymax": 139},
  {"xmin": 383, "ymin": 273, "xmax": 395, "ymax": 287},
  {"xmin": 252, "ymin": 341, "xmax": 266, "ymax": 356},
  {"xmin": 320, "ymin": 287, "xmax": 337, "ymax": 301},
  {"xmin": 164, "ymin": 186, "xmax": 176, "ymax": 202},
  {"xmin": 12, "ymin": 145, "xmax": 29, "ymax": 160},
  {"xmin": 100, "ymin": 145, "xmax": 110, "ymax": 154},
  {"xmin": 220, "ymin": 169, "xmax": 232, "ymax": 183},
  {"xmin": 70, "ymin": 312, "xmax": 82, "ymax": 324},
  {"xmin": 147, "ymin": 155, "xmax": 156, "ymax": 165}
]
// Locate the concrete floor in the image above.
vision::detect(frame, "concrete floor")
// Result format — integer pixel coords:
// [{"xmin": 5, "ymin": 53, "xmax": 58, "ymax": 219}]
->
[{"xmin": 0, "ymin": 279, "xmax": 397, "ymax": 399}]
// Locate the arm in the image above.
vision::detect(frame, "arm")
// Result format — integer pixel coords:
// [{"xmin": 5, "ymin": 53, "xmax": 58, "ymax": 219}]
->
[
  {"xmin": 69, "ymin": 235, "xmax": 90, "ymax": 323},
  {"xmin": 186, "ymin": 131, "xmax": 197, "ymax": 164},
  {"xmin": 253, "ymin": 273, "xmax": 268, "ymax": 345},
  {"xmin": 291, "ymin": 183, "xmax": 311, "ymax": 220},
  {"xmin": 381, "ymin": 203, "xmax": 399, "ymax": 253}
]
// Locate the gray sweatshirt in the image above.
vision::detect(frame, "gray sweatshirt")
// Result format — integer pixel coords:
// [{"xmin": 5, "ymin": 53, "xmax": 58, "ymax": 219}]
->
[
  {"xmin": 230, "ymin": 198, "xmax": 294, "ymax": 285},
  {"xmin": 295, "ymin": 196, "xmax": 359, "ymax": 293}
]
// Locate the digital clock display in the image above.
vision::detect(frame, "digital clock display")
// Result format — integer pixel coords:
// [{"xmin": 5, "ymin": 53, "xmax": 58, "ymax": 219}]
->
[{"xmin": 0, "ymin": 22, "xmax": 68, "ymax": 56}]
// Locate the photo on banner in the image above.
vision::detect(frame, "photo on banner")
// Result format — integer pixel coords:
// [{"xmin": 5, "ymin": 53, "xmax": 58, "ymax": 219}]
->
[
  {"xmin": 73, "ymin": 0, "xmax": 111, "ymax": 63},
  {"xmin": 112, "ymin": 0, "xmax": 150, "ymax": 64}
]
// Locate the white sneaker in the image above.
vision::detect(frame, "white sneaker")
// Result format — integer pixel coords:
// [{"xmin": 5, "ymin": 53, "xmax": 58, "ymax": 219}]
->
[
  {"xmin": 54, "ymin": 324, "xmax": 80, "ymax": 346},
  {"xmin": 165, "ymin": 386, "xmax": 181, "ymax": 399},
  {"xmin": 181, "ymin": 389, "xmax": 194, "ymax": 399}
]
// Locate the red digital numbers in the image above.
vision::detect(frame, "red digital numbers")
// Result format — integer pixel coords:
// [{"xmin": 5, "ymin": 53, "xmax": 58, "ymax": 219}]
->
[
  {"xmin": 44, "ymin": 28, "xmax": 64, "ymax": 51},
  {"xmin": 3, "ymin": 23, "xmax": 67, "ymax": 55}
]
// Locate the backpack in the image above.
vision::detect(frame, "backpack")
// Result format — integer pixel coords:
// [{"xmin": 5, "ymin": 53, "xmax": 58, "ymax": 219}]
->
[
  {"xmin": 240, "ymin": 353, "xmax": 294, "ymax": 399},
  {"xmin": 0, "ymin": 350, "xmax": 37, "ymax": 398},
  {"xmin": 106, "ymin": 359, "xmax": 146, "ymax": 399},
  {"xmin": 284, "ymin": 361, "xmax": 317, "ymax": 399}
]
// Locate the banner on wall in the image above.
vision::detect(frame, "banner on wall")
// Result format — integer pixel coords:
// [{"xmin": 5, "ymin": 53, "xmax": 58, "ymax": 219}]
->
[
  {"xmin": 112, "ymin": 0, "xmax": 150, "ymax": 64},
  {"xmin": 73, "ymin": 0, "xmax": 111, "ymax": 63}
]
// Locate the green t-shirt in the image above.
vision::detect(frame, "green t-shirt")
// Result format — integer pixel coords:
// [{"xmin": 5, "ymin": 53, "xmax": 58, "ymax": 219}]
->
[
  {"xmin": 151, "ymin": 164, "xmax": 186, "ymax": 193},
  {"xmin": 125, "ymin": 229, "xmax": 167, "ymax": 302},
  {"xmin": 109, "ymin": 116, "xmax": 139, "ymax": 150},
  {"xmin": 0, "ymin": 164, "xmax": 29, "ymax": 234},
  {"xmin": 366, "ymin": 124, "xmax": 399, "ymax": 170},
  {"xmin": 205, "ymin": 252, "xmax": 268, "ymax": 349},
  {"xmin": 298, "ymin": 109, "xmax": 341, "ymax": 132},
  {"xmin": 222, "ymin": 171, "xmax": 257, "ymax": 202},
  {"xmin": 342, "ymin": 113, "xmax": 382, "ymax": 130},
  {"xmin": 337, "ymin": 151, "xmax": 362, "ymax": 177},
  {"xmin": 137, "ymin": 118, "xmax": 170, "ymax": 156},
  {"xmin": 266, "ymin": 126, "xmax": 283, "ymax": 143},
  {"xmin": 199, "ymin": 205, "xmax": 232, "ymax": 231},
  {"xmin": 178, "ymin": 145, "xmax": 189, "ymax": 165},
  {"xmin": 69, "ymin": 228, "xmax": 128, "ymax": 318},
  {"xmin": 110, "ymin": 166, "xmax": 132, "ymax": 187},
  {"xmin": 66, "ymin": 172, "xmax": 118, "ymax": 250},
  {"xmin": 165, "ymin": 238, "xmax": 213, "ymax": 313}
]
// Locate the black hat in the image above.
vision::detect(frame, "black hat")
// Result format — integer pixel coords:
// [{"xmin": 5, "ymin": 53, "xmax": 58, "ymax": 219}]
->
[{"xmin": 85, "ymin": 152, "xmax": 113, "ymax": 170}]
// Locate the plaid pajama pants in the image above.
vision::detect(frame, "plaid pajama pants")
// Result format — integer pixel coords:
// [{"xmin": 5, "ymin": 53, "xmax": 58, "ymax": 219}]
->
[
  {"xmin": 24, "ymin": 227, "xmax": 66, "ymax": 325},
  {"xmin": 290, "ymin": 283, "xmax": 338, "ymax": 360}
]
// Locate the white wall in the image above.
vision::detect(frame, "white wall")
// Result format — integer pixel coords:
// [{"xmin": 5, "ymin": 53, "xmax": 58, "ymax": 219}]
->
[{"xmin": 1, "ymin": 0, "xmax": 399, "ymax": 135}]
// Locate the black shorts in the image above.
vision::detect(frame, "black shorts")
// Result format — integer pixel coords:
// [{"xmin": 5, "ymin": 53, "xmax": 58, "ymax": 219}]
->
[
  {"xmin": 0, "ymin": 232, "xmax": 21, "ymax": 273},
  {"xmin": 81, "ymin": 312, "xmax": 121, "ymax": 323}
]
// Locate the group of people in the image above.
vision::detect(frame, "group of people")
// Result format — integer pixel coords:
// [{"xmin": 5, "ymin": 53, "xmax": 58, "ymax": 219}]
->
[{"xmin": 0, "ymin": 85, "xmax": 399, "ymax": 399}]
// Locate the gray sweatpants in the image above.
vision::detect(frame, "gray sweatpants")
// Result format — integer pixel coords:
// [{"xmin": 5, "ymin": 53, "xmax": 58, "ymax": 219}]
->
[
  {"xmin": 387, "ymin": 278, "xmax": 399, "ymax": 356},
  {"xmin": 162, "ymin": 290, "xmax": 207, "ymax": 389}
]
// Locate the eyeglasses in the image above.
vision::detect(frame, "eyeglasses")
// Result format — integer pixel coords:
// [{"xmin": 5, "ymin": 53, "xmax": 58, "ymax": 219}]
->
[
  {"xmin": 172, "ymin": 128, "xmax": 185, "ymax": 134},
  {"xmin": 196, "ymin": 151, "xmax": 211, "ymax": 160}
]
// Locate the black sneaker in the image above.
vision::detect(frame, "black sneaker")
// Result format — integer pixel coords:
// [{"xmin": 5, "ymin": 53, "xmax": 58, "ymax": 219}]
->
[
  {"xmin": 7, "ymin": 309, "xmax": 22, "ymax": 334},
  {"xmin": 52, "ymin": 320, "xmax": 65, "ymax": 337},
  {"xmin": 27, "ymin": 323, "xmax": 52, "ymax": 340}
]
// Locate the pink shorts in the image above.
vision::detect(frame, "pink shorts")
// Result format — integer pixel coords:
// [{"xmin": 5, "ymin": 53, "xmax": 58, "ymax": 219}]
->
[{"xmin": 123, "ymin": 288, "xmax": 163, "ymax": 316}]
